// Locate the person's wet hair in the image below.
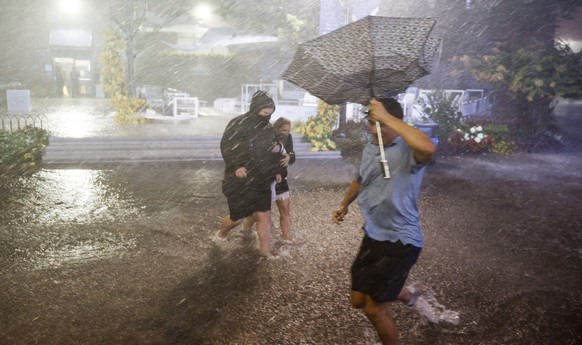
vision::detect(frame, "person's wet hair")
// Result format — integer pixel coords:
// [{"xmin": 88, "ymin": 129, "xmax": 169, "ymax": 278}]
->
[
  {"xmin": 273, "ymin": 117, "xmax": 291, "ymax": 130},
  {"xmin": 376, "ymin": 97, "xmax": 404, "ymax": 120}
]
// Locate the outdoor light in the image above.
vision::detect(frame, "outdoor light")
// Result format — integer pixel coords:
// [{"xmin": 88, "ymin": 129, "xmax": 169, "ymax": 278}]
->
[
  {"xmin": 194, "ymin": 3, "xmax": 212, "ymax": 21},
  {"xmin": 59, "ymin": 0, "xmax": 82, "ymax": 15}
]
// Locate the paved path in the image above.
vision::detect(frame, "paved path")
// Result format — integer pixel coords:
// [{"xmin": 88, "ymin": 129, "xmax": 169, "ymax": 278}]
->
[
  {"xmin": 34, "ymin": 98, "xmax": 340, "ymax": 164},
  {"xmin": 42, "ymin": 136, "xmax": 341, "ymax": 164}
]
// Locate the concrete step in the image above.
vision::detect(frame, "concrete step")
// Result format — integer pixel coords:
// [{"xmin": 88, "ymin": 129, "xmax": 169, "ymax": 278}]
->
[
  {"xmin": 45, "ymin": 141, "xmax": 223, "ymax": 151},
  {"xmin": 47, "ymin": 136, "xmax": 313, "ymax": 147},
  {"xmin": 43, "ymin": 150, "xmax": 223, "ymax": 163},
  {"xmin": 42, "ymin": 136, "xmax": 341, "ymax": 164},
  {"xmin": 48, "ymin": 135, "xmax": 222, "ymax": 143}
]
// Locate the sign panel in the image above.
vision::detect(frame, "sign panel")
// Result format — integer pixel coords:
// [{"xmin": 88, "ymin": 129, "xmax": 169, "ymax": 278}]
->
[
  {"xmin": 6, "ymin": 90, "xmax": 31, "ymax": 114},
  {"xmin": 49, "ymin": 29, "xmax": 92, "ymax": 47}
]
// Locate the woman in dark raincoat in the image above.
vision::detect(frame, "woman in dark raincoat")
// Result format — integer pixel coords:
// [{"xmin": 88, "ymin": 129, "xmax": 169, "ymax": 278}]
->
[{"xmin": 216, "ymin": 90, "xmax": 283, "ymax": 257}]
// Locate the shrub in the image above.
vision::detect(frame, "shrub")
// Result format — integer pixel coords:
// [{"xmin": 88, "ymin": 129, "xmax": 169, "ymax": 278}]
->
[
  {"xmin": 445, "ymin": 125, "xmax": 491, "ymax": 153},
  {"xmin": 490, "ymin": 139, "xmax": 518, "ymax": 154},
  {"xmin": 111, "ymin": 95, "xmax": 150, "ymax": 124},
  {"xmin": 443, "ymin": 122, "xmax": 521, "ymax": 155},
  {"xmin": 485, "ymin": 124, "xmax": 517, "ymax": 154},
  {"xmin": 0, "ymin": 127, "xmax": 49, "ymax": 166},
  {"xmin": 295, "ymin": 100, "xmax": 338, "ymax": 151},
  {"xmin": 418, "ymin": 90, "xmax": 464, "ymax": 145}
]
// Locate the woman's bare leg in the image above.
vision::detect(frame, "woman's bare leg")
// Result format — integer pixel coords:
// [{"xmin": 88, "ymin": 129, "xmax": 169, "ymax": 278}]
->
[
  {"xmin": 276, "ymin": 198, "xmax": 291, "ymax": 241},
  {"xmin": 255, "ymin": 210, "xmax": 273, "ymax": 255}
]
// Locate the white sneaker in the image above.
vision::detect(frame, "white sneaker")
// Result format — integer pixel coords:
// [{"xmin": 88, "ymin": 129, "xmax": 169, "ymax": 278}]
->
[{"xmin": 405, "ymin": 286, "xmax": 421, "ymax": 310}]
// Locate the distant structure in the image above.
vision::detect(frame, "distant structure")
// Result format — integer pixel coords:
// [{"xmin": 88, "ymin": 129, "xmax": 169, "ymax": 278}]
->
[{"xmin": 319, "ymin": 0, "xmax": 379, "ymax": 35}]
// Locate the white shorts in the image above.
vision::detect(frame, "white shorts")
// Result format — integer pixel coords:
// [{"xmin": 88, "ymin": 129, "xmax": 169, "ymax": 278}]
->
[{"xmin": 274, "ymin": 191, "xmax": 290, "ymax": 202}]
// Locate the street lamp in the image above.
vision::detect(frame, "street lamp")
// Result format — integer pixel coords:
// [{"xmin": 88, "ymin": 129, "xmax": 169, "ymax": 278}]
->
[
  {"xmin": 194, "ymin": 3, "xmax": 212, "ymax": 23},
  {"xmin": 59, "ymin": 0, "xmax": 82, "ymax": 16}
]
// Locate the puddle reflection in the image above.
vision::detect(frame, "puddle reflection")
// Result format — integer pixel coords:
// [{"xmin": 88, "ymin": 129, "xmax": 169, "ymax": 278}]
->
[
  {"xmin": 0, "ymin": 168, "xmax": 144, "ymax": 270},
  {"xmin": 38, "ymin": 98, "xmax": 115, "ymax": 138},
  {"xmin": 1, "ymin": 168, "xmax": 142, "ymax": 226}
]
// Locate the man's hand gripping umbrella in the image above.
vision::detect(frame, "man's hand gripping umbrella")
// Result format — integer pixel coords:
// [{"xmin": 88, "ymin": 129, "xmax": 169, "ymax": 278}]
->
[
  {"xmin": 376, "ymin": 120, "xmax": 390, "ymax": 179},
  {"xmin": 370, "ymin": 99, "xmax": 391, "ymax": 179}
]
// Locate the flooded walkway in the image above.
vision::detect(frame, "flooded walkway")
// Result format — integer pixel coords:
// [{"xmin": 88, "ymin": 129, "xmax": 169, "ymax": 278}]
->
[
  {"xmin": 33, "ymin": 98, "xmax": 340, "ymax": 163},
  {"xmin": 33, "ymin": 98, "xmax": 233, "ymax": 138},
  {"xmin": 0, "ymin": 99, "xmax": 581, "ymax": 344}
]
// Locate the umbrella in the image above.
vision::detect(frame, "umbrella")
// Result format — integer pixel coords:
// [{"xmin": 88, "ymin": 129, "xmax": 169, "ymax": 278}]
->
[
  {"xmin": 282, "ymin": 15, "xmax": 441, "ymax": 178},
  {"xmin": 282, "ymin": 15, "xmax": 441, "ymax": 105}
]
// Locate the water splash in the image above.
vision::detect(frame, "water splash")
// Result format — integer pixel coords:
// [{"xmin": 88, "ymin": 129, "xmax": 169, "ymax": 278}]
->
[
  {"xmin": 413, "ymin": 289, "xmax": 461, "ymax": 325},
  {"xmin": 276, "ymin": 245, "xmax": 293, "ymax": 258}
]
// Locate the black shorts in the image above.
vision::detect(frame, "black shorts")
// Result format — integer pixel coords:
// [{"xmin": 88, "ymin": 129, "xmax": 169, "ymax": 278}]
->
[
  {"xmin": 351, "ymin": 234, "xmax": 421, "ymax": 303},
  {"xmin": 274, "ymin": 178, "xmax": 290, "ymax": 195},
  {"xmin": 223, "ymin": 184, "xmax": 272, "ymax": 221}
]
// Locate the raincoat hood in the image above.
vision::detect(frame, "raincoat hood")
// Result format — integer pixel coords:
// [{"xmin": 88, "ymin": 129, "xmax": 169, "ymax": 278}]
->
[{"xmin": 248, "ymin": 90, "xmax": 276, "ymax": 118}]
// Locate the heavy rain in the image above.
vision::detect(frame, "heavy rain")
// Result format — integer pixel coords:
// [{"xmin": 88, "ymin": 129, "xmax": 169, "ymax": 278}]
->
[{"xmin": 1, "ymin": 0, "xmax": 581, "ymax": 344}]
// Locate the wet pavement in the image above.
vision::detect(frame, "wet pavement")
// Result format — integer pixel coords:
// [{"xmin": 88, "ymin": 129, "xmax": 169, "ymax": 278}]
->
[
  {"xmin": 32, "ymin": 98, "xmax": 234, "ymax": 138},
  {"xmin": 1, "ymin": 98, "xmax": 581, "ymax": 344}
]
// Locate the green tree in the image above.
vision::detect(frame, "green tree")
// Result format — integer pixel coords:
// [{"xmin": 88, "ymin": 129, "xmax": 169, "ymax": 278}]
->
[
  {"xmin": 105, "ymin": 0, "xmax": 196, "ymax": 97},
  {"xmin": 100, "ymin": 29, "xmax": 126, "ymax": 98},
  {"xmin": 377, "ymin": 0, "xmax": 582, "ymax": 89},
  {"xmin": 461, "ymin": 40, "xmax": 582, "ymax": 149},
  {"xmin": 100, "ymin": 28, "xmax": 147, "ymax": 123}
]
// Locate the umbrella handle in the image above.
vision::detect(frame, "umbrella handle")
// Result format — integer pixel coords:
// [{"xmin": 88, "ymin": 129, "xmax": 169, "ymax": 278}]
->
[{"xmin": 376, "ymin": 121, "xmax": 390, "ymax": 179}]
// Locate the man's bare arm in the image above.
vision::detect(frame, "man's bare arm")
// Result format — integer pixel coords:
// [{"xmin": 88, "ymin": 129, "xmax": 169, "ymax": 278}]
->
[
  {"xmin": 332, "ymin": 179, "xmax": 361, "ymax": 224},
  {"xmin": 369, "ymin": 99, "xmax": 436, "ymax": 164}
]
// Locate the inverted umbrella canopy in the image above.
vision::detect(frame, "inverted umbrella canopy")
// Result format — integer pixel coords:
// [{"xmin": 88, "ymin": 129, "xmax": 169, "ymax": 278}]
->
[{"xmin": 282, "ymin": 16, "xmax": 441, "ymax": 105}]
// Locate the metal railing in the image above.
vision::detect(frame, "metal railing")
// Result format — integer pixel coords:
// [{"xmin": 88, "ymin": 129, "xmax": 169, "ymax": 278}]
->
[
  {"xmin": 459, "ymin": 98, "xmax": 492, "ymax": 118},
  {"xmin": 167, "ymin": 96, "xmax": 199, "ymax": 117},
  {"xmin": 0, "ymin": 114, "xmax": 49, "ymax": 132}
]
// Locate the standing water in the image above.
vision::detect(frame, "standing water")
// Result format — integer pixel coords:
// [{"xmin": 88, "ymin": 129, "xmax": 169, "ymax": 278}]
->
[{"xmin": 1, "ymin": 99, "xmax": 581, "ymax": 344}]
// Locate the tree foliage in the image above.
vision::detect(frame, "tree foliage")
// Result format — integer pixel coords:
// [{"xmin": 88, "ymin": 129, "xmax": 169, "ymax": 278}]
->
[
  {"xmin": 389, "ymin": 0, "xmax": 582, "ymax": 89},
  {"xmin": 100, "ymin": 28, "xmax": 147, "ymax": 123},
  {"xmin": 458, "ymin": 40, "xmax": 582, "ymax": 149},
  {"xmin": 462, "ymin": 41, "xmax": 582, "ymax": 100},
  {"xmin": 100, "ymin": 29, "xmax": 127, "ymax": 98},
  {"xmin": 105, "ymin": 0, "xmax": 199, "ymax": 97}
]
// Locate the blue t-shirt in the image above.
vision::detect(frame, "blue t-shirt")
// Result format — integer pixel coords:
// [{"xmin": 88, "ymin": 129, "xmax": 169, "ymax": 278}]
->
[{"xmin": 357, "ymin": 136, "xmax": 426, "ymax": 247}]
